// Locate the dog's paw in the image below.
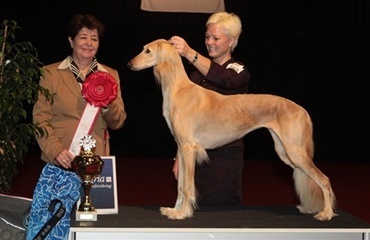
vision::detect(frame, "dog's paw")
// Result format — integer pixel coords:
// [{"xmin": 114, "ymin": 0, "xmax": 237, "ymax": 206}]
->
[
  {"xmin": 159, "ymin": 206, "xmax": 193, "ymax": 220},
  {"xmin": 314, "ymin": 210, "xmax": 337, "ymax": 221}
]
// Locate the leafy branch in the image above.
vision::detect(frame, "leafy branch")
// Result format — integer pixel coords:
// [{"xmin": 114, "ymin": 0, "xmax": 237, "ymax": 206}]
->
[{"xmin": 0, "ymin": 20, "xmax": 52, "ymax": 193}]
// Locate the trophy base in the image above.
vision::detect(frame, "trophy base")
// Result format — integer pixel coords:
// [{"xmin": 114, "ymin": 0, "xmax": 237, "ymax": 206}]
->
[{"xmin": 75, "ymin": 210, "xmax": 98, "ymax": 221}]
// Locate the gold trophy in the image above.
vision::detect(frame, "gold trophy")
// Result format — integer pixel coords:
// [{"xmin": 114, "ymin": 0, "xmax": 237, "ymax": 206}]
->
[{"xmin": 72, "ymin": 135, "xmax": 104, "ymax": 221}]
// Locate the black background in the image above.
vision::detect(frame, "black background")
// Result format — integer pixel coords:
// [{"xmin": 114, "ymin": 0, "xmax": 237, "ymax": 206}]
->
[{"xmin": 1, "ymin": 0, "xmax": 368, "ymax": 162}]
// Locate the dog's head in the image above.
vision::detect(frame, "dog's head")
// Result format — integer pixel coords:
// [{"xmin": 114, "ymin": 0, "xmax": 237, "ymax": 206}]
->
[
  {"xmin": 127, "ymin": 39, "xmax": 173, "ymax": 71},
  {"xmin": 127, "ymin": 38, "xmax": 186, "ymax": 86}
]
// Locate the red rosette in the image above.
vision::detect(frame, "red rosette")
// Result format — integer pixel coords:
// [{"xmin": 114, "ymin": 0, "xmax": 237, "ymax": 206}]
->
[{"xmin": 82, "ymin": 71, "xmax": 118, "ymax": 107}]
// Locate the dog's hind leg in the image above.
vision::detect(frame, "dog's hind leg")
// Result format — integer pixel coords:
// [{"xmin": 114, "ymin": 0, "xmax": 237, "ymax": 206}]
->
[
  {"xmin": 293, "ymin": 160, "xmax": 336, "ymax": 220},
  {"xmin": 268, "ymin": 128, "xmax": 336, "ymax": 221},
  {"xmin": 160, "ymin": 143, "xmax": 197, "ymax": 219}
]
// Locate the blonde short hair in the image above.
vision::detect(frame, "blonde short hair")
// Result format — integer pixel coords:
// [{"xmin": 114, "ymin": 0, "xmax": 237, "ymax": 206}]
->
[{"xmin": 206, "ymin": 12, "xmax": 242, "ymax": 52}]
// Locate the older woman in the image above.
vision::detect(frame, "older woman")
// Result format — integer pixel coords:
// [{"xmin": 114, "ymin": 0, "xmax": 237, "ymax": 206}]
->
[
  {"xmin": 28, "ymin": 14, "xmax": 126, "ymax": 240},
  {"xmin": 33, "ymin": 14, "xmax": 126, "ymax": 168}
]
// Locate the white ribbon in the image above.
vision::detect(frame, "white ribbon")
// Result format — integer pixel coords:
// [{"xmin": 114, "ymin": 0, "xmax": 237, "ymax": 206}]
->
[{"xmin": 69, "ymin": 103, "xmax": 100, "ymax": 156}]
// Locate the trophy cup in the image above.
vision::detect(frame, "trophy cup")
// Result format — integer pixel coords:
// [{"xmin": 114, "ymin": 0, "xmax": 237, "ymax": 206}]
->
[{"xmin": 72, "ymin": 135, "xmax": 104, "ymax": 221}]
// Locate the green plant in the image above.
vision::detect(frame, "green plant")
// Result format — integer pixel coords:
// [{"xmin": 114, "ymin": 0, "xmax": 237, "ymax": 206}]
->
[{"xmin": 0, "ymin": 20, "xmax": 52, "ymax": 193}]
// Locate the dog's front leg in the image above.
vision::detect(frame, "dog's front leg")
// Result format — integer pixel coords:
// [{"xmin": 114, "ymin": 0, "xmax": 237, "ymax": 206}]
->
[
  {"xmin": 160, "ymin": 182, "xmax": 185, "ymax": 219},
  {"xmin": 160, "ymin": 144, "xmax": 196, "ymax": 219}
]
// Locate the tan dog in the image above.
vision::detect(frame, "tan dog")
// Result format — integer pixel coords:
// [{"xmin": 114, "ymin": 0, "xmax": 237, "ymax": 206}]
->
[{"xmin": 127, "ymin": 39, "xmax": 336, "ymax": 221}]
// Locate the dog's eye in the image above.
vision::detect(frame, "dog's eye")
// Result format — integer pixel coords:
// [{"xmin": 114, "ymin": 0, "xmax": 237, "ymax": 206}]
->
[{"xmin": 145, "ymin": 49, "xmax": 150, "ymax": 54}]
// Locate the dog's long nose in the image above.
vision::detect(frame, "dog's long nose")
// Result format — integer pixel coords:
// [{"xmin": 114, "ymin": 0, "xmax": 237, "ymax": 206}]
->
[{"xmin": 127, "ymin": 59, "xmax": 141, "ymax": 71}]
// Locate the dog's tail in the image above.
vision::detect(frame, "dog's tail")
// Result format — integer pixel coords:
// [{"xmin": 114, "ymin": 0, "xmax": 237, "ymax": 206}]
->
[{"xmin": 293, "ymin": 168, "xmax": 335, "ymax": 214}]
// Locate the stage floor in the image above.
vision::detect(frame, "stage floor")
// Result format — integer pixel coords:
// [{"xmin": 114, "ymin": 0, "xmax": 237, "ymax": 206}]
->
[{"xmin": 70, "ymin": 205, "xmax": 370, "ymax": 240}]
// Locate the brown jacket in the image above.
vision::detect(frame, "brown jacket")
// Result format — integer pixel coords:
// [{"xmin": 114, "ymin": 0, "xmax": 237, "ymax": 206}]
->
[{"xmin": 33, "ymin": 58, "xmax": 126, "ymax": 163}]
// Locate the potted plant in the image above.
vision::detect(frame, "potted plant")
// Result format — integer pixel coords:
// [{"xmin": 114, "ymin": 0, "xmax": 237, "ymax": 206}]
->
[{"xmin": 0, "ymin": 20, "xmax": 52, "ymax": 193}]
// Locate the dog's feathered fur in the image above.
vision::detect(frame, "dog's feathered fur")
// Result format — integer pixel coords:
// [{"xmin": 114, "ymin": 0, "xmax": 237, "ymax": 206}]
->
[{"xmin": 127, "ymin": 39, "xmax": 336, "ymax": 221}]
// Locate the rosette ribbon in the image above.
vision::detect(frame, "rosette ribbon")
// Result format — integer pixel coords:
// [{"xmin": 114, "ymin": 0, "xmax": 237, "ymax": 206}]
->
[
  {"xmin": 82, "ymin": 71, "xmax": 118, "ymax": 107},
  {"xmin": 69, "ymin": 71, "xmax": 117, "ymax": 156}
]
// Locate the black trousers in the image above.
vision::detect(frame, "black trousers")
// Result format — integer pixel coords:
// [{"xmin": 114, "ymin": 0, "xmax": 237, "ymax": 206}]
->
[{"xmin": 195, "ymin": 139, "xmax": 244, "ymax": 206}]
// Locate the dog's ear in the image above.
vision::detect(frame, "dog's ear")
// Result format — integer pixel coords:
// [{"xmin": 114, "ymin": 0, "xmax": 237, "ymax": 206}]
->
[
  {"xmin": 154, "ymin": 43, "xmax": 166, "ymax": 62},
  {"xmin": 159, "ymin": 41, "xmax": 181, "ymax": 65}
]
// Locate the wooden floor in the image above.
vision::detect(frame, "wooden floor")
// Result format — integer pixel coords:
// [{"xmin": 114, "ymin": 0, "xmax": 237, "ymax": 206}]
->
[{"xmin": 11, "ymin": 151, "xmax": 370, "ymax": 224}]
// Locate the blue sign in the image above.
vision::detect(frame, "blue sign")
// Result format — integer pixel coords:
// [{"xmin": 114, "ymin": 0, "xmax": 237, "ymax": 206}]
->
[{"xmin": 78, "ymin": 156, "xmax": 118, "ymax": 214}]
